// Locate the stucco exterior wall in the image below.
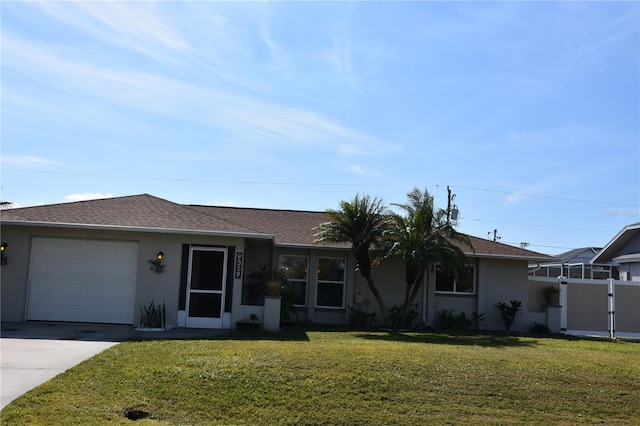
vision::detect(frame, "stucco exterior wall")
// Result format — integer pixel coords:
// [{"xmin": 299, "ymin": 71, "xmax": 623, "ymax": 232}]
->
[
  {"xmin": 353, "ymin": 256, "xmax": 532, "ymax": 331},
  {"xmin": 480, "ymin": 258, "xmax": 531, "ymax": 332},
  {"xmin": 0, "ymin": 224, "xmax": 246, "ymax": 327},
  {"xmin": 2, "ymin": 223, "xmax": 534, "ymax": 331},
  {"xmin": 352, "ymin": 256, "xmax": 411, "ymax": 326},
  {"xmin": 1, "ymin": 226, "xmax": 32, "ymax": 321}
]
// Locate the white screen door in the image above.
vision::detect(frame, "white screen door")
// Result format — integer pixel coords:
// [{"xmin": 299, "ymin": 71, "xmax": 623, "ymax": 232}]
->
[{"xmin": 186, "ymin": 247, "xmax": 227, "ymax": 328}]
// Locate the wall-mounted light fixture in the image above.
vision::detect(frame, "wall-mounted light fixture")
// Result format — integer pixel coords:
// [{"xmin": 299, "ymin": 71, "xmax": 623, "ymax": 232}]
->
[
  {"xmin": 148, "ymin": 251, "xmax": 165, "ymax": 273},
  {"xmin": 1, "ymin": 243, "xmax": 7, "ymax": 265}
]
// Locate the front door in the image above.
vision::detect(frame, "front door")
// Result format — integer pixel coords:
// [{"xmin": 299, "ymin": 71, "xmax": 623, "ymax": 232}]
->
[{"xmin": 186, "ymin": 247, "xmax": 227, "ymax": 328}]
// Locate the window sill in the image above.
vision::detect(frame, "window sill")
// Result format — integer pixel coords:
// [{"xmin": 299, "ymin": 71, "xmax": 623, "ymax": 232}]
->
[
  {"xmin": 435, "ymin": 292, "xmax": 476, "ymax": 297},
  {"xmin": 314, "ymin": 306, "xmax": 345, "ymax": 312}
]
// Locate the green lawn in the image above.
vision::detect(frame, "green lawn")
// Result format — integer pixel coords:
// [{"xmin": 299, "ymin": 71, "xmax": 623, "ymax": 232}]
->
[{"xmin": 2, "ymin": 329, "xmax": 639, "ymax": 425}]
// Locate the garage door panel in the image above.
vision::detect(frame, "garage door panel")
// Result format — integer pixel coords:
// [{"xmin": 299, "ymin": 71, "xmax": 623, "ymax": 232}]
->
[{"xmin": 28, "ymin": 238, "xmax": 138, "ymax": 324}]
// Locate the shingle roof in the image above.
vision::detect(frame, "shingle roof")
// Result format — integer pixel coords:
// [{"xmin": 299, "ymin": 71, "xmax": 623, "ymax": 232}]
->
[
  {"xmin": 0, "ymin": 194, "xmax": 266, "ymax": 237},
  {"xmin": 1, "ymin": 194, "xmax": 552, "ymax": 260},
  {"xmin": 459, "ymin": 235, "xmax": 551, "ymax": 261},
  {"xmin": 186, "ymin": 205, "xmax": 346, "ymax": 248},
  {"xmin": 551, "ymin": 247, "xmax": 601, "ymax": 264}
]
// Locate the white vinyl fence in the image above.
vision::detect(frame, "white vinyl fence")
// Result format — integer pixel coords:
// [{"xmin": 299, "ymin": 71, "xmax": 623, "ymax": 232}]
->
[{"xmin": 529, "ymin": 276, "xmax": 640, "ymax": 339}]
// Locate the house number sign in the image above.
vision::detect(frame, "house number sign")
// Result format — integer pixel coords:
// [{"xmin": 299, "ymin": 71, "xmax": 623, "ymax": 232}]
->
[{"xmin": 234, "ymin": 252, "xmax": 243, "ymax": 279}]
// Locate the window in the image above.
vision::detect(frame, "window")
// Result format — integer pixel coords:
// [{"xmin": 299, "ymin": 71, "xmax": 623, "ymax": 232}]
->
[
  {"xmin": 279, "ymin": 255, "xmax": 308, "ymax": 307},
  {"xmin": 435, "ymin": 264, "xmax": 475, "ymax": 294},
  {"xmin": 316, "ymin": 257, "xmax": 346, "ymax": 308}
]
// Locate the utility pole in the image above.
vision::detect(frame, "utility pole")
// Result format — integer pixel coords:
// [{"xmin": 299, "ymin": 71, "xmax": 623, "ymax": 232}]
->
[
  {"xmin": 488, "ymin": 229, "xmax": 501, "ymax": 242},
  {"xmin": 446, "ymin": 186, "xmax": 458, "ymax": 224},
  {"xmin": 447, "ymin": 186, "xmax": 452, "ymax": 223}
]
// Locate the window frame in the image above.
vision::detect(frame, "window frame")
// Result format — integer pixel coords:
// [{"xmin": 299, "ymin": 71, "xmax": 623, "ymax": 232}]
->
[
  {"xmin": 434, "ymin": 263, "xmax": 476, "ymax": 295},
  {"xmin": 279, "ymin": 255, "xmax": 309, "ymax": 307},
  {"xmin": 315, "ymin": 256, "xmax": 347, "ymax": 309}
]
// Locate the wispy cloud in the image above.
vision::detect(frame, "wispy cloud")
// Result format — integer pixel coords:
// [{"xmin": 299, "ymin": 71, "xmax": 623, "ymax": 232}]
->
[
  {"xmin": 504, "ymin": 177, "xmax": 576, "ymax": 205},
  {"xmin": 64, "ymin": 192, "xmax": 114, "ymax": 202},
  {"xmin": 3, "ymin": 32, "xmax": 401, "ymax": 160},
  {"xmin": 36, "ymin": 2, "xmax": 190, "ymax": 60},
  {"xmin": 1, "ymin": 155, "xmax": 61, "ymax": 166},
  {"xmin": 346, "ymin": 164, "xmax": 380, "ymax": 177},
  {"xmin": 323, "ymin": 25, "xmax": 357, "ymax": 85}
]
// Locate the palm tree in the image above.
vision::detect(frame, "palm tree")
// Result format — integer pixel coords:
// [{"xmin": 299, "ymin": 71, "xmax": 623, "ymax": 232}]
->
[
  {"xmin": 314, "ymin": 194, "xmax": 391, "ymax": 323},
  {"xmin": 385, "ymin": 188, "xmax": 473, "ymax": 329}
]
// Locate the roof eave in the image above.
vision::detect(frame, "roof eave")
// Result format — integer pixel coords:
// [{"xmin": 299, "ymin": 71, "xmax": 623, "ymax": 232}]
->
[
  {"xmin": 276, "ymin": 242, "xmax": 351, "ymax": 250},
  {"xmin": 0, "ymin": 220, "xmax": 274, "ymax": 240},
  {"xmin": 591, "ymin": 223, "xmax": 640, "ymax": 263},
  {"xmin": 466, "ymin": 252, "xmax": 555, "ymax": 262}
]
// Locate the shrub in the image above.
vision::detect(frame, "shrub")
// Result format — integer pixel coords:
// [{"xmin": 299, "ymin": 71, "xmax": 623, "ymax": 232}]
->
[
  {"xmin": 530, "ymin": 322, "xmax": 551, "ymax": 334},
  {"xmin": 436, "ymin": 309, "xmax": 472, "ymax": 331},
  {"xmin": 139, "ymin": 300, "xmax": 166, "ymax": 329},
  {"xmin": 471, "ymin": 312, "xmax": 486, "ymax": 331},
  {"xmin": 348, "ymin": 306, "xmax": 376, "ymax": 328},
  {"xmin": 389, "ymin": 304, "xmax": 419, "ymax": 330},
  {"xmin": 494, "ymin": 300, "xmax": 522, "ymax": 332}
]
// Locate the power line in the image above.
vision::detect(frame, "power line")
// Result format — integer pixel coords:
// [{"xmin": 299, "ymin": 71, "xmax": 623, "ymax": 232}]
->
[
  {"xmin": 2, "ymin": 168, "xmax": 424, "ymax": 187},
  {"xmin": 458, "ymin": 216, "xmax": 612, "ymax": 233},
  {"xmin": 446, "ymin": 184, "xmax": 638, "ymax": 208},
  {"xmin": 4, "ymin": 168, "xmax": 638, "ymax": 207},
  {"xmin": 500, "ymin": 241, "xmax": 577, "ymax": 251}
]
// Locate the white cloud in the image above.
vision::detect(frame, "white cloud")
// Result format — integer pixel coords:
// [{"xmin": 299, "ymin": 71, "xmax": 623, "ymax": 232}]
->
[
  {"xmin": 3, "ymin": 34, "xmax": 401, "ymax": 159},
  {"xmin": 348, "ymin": 165, "xmax": 367, "ymax": 175},
  {"xmin": 64, "ymin": 193, "xmax": 114, "ymax": 202},
  {"xmin": 346, "ymin": 164, "xmax": 380, "ymax": 177},
  {"xmin": 36, "ymin": 2, "xmax": 190, "ymax": 58},
  {"xmin": 0, "ymin": 155, "xmax": 61, "ymax": 166},
  {"xmin": 504, "ymin": 176, "xmax": 577, "ymax": 205}
]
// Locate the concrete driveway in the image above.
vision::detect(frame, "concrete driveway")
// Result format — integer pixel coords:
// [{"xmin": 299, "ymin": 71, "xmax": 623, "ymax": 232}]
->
[{"xmin": 1, "ymin": 322, "xmax": 228, "ymax": 409}]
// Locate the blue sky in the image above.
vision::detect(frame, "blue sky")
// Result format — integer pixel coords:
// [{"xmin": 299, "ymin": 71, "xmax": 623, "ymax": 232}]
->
[{"xmin": 2, "ymin": 1, "xmax": 638, "ymax": 255}]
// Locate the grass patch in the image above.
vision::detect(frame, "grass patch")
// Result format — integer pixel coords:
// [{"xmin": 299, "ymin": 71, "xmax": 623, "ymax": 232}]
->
[{"xmin": 2, "ymin": 329, "xmax": 639, "ymax": 425}]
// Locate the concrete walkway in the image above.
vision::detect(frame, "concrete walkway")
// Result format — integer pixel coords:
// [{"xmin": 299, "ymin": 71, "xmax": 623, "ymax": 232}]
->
[{"xmin": 1, "ymin": 321, "xmax": 228, "ymax": 409}]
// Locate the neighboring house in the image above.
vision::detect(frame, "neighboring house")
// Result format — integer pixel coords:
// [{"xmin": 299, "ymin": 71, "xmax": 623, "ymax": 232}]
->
[
  {"xmin": 590, "ymin": 222, "xmax": 640, "ymax": 281},
  {"xmin": 528, "ymin": 247, "xmax": 618, "ymax": 280},
  {"xmin": 0, "ymin": 194, "xmax": 552, "ymax": 332},
  {"xmin": 527, "ymin": 222, "xmax": 640, "ymax": 338}
]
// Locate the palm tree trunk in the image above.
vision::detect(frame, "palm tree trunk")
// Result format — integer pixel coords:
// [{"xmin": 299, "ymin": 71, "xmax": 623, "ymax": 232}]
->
[
  {"xmin": 364, "ymin": 273, "xmax": 388, "ymax": 324},
  {"xmin": 397, "ymin": 270, "xmax": 425, "ymax": 329},
  {"xmin": 407, "ymin": 272, "xmax": 424, "ymax": 307}
]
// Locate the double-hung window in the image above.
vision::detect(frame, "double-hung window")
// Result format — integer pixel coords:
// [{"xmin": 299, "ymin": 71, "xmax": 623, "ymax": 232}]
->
[
  {"xmin": 316, "ymin": 257, "xmax": 346, "ymax": 308},
  {"xmin": 279, "ymin": 255, "xmax": 308, "ymax": 307},
  {"xmin": 435, "ymin": 264, "xmax": 475, "ymax": 294}
]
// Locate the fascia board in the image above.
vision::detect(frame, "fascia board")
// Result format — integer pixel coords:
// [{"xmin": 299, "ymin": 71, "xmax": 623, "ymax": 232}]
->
[
  {"xmin": 275, "ymin": 242, "xmax": 351, "ymax": 250},
  {"xmin": 466, "ymin": 252, "xmax": 557, "ymax": 262},
  {"xmin": 591, "ymin": 223, "xmax": 640, "ymax": 263},
  {"xmin": 0, "ymin": 220, "xmax": 274, "ymax": 240}
]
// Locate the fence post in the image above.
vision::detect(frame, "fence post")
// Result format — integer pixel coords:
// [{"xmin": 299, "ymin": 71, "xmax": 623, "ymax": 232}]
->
[
  {"xmin": 558, "ymin": 276, "xmax": 567, "ymax": 333},
  {"xmin": 608, "ymin": 278, "xmax": 615, "ymax": 340}
]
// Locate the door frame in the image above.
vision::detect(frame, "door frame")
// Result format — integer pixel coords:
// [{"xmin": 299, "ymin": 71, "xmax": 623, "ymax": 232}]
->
[{"xmin": 185, "ymin": 246, "xmax": 228, "ymax": 328}]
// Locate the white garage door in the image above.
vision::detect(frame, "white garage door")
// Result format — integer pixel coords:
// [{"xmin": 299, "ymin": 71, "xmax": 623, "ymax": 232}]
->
[{"xmin": 27, "ymin": 238, "xmax": 139, "ymax": 324}]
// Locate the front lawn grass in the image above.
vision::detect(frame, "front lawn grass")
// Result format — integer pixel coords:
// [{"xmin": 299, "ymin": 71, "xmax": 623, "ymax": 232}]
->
[{"xmin": 2, "ymin": 329, "xmax": 639, "ymax": 425}]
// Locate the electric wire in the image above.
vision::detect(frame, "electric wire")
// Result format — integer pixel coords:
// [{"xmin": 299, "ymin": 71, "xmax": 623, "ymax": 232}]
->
[{"xmin": 4, "ymin": 168, "xmax": 638, "ymax": 208}]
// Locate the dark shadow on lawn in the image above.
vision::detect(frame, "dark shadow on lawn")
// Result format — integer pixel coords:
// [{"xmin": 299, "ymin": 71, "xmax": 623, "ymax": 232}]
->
[
  {"xmin": 212, "ymin": 327, "xmax": 311, "ymax": 342},
  {"xmin": 354, "ymin": 330, "xmax": 542, "ymax": 348}
]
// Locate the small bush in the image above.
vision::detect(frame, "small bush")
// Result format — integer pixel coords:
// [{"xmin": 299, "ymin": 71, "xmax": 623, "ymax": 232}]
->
[
  {"xmin": 472, "ymin": 312, "xmax": 486, "ymax": 331},
  {"xmin": 530, "ymin": 322, "xmax": 551, "ymax": 334},
  {"xmin": 436, "ymin": 309, "xmax": 472, "ymax": 331},
  {"xmin": 348, "ymin": 306, "xmax": 376, "ymax": 328},
  {"xmin": 389, "ymin": 304, "xmax": 419, "ymax": 330},
  {"xmin": 139, "ymin": 300, "xmax": 166, "ymax": 329},
  {"xmin": 495, "ymin": 300, "xmax": 522, "ymax": 332}
]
